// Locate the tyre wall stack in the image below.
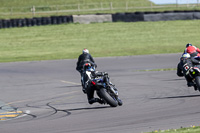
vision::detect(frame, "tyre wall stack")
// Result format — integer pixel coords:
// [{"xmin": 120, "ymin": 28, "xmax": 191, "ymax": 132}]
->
[
  {"xmin": 112, "ymin": 10, "xmax": 200, "ymax": 22},
  {"xmin": 0, "ymin": 10, "xmax": 200, "ymax": 29},
  {"xmin": 0, "ymin": 15, "xmax": 73, "ymax": 29}
]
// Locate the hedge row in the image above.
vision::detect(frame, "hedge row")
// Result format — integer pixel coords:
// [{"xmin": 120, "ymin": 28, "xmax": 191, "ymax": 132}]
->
[{"xmin": 0, "ymin": 15, "xmax": 73, "ymax": 28}]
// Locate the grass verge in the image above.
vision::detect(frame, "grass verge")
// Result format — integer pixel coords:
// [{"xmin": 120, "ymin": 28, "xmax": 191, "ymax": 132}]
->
[
  {"xmin": 147, "ymin": 125, "xmax": 200, "ymax": 133},
  {"xmin": 0, "ymin": 20, "xmax": 200, "ymax": 62}
]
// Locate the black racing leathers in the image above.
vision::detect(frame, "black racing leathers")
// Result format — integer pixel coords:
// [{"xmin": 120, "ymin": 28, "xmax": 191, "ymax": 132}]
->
[
  {"xmin": 76, "ymin": 53, "xmax": 103, "ymax": 104},
  {"xmin": 177, "ymin": 55, "xmax": 200, "ymax": 88},
  {"xmin": 76, "ymin": 53, "xmax": 95, "ymax": 73},
  {"xmin": 182, "ymin": 58, "xmax": 193, "ymax": 84},
  {"xmin": 177, "ymin": 57, "xmax": 185, "ymax": 77}
]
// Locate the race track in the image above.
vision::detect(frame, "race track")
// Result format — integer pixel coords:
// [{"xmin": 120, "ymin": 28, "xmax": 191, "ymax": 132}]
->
[{"xmin": 0, "ymin": 53, "xmax": 200, "ymax": 133}]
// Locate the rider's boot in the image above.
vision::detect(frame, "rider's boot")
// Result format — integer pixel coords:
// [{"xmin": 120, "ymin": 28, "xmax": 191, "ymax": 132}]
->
[
  {"xmin": 194, "ymin": 85, "xmax": 198, "ymax": 91},
  {"xmin": 88, "ymin": 98, "xmax": 104, "ymax": 104},
  {"xmin": 82, "ymin": 87, "xmax": 86, "ymax": 94},
  {"xmin": 187, "ymin": 81, "xmax": 194, "ymax": 87},
  {"xmin": 81, "ymin": 80, "xmax": 86, "ymax": 94}
]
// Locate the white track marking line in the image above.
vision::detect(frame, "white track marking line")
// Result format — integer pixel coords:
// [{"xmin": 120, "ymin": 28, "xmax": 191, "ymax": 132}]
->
[{"xmin": 61, "ymin": 80, "xmax": 81, "ymax": 85}]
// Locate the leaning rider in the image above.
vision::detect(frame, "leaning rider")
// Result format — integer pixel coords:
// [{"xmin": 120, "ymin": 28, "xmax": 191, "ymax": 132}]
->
[
  {"xmin": 178, "ymin": 43, "xmax": 200, "ymax": 77},
  {"xmin": 180, "ymin": 53, "xmax": 199, "ymax": 91},
  {"xmin": 76, "ymin": 48, "xmax": 96, "ymax": 93},
  {"xmin": 180, "ymin": 53, "xmax": 194, "ymax": 87},
  {"xmin": 185, "ymin": 43, "xmax": 200, "ymax": 57},
  {"xmin": 76, "ymin": 49, "xmax": 103, "ymax": 104}
]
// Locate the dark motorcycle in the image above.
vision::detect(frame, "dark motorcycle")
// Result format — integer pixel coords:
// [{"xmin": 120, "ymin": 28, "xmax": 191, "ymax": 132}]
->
[
  {"xmin": 83, "ymin": 63, "xmax": 122, "ymax": 107},
  {"xmin": 184, "ymin": 56, "xmax": 200, "ymax": 91}
]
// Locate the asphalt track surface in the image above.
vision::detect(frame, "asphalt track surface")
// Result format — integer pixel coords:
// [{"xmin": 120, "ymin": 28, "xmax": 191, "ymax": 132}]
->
[{"xmin": 0, "ymin": 53, "xmax": 200, "ymax": 133}]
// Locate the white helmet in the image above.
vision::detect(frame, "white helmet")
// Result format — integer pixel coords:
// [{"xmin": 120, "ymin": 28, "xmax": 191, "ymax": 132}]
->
[
  {"xmin": 83, "ymin": 49, "xmax": 89, "ymax": 54},
  {"xmin": 182, "ymin": 53, "xmax": 190, "ymax": 58}
]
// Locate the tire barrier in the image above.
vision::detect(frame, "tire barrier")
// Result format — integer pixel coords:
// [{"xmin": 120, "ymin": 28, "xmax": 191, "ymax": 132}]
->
[
  {"xmin": 26, "ymin": 18, "xmax": 33, "ymax": 27},
  {"xmin": 112, "ymin": 12, "xmax": 144, "ymax": 22},
  {"xmin": 112, "ymin": 10, "xmax": 200, "ymax": 23},
  {"xmin": 1, "ymin": 10, "xmax": 200, "ymax": 29},
  {"xmin": 144, "ymin": 12, "xmax": 194, "ymax": 21},
  {"xmin": 194, "ymin": 12, "xmax": 200, "ymax": 19},
  {"xmin": 0, "ymin": 15, "xmax": 73, "ymax": 29},
  {"xmin": 2, "ymin": 20, "xmax": 11, "ymax": 28},
  {"xmin": 17, "ymin": 19, "xmax": 27, "ymax": 27},
  {"xmin": 0, "ymin": 20, "xmax": 2, "ymax": 29},
  {"xmin": 51, "ymin": 16, "xmax": 57, "ymax": 24}
]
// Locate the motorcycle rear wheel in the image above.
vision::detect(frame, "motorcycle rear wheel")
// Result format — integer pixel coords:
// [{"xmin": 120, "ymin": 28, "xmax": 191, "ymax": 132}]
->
[{"xmin": 99, "ymin": 88, "xmax": 118, "ymax": 107}]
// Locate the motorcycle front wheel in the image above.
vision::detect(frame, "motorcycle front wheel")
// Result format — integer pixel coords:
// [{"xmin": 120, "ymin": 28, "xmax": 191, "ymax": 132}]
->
[
  {"xmin": 195, "ymin": 76, "xmax": 200, "ymax": 91},
  {"xmin": 99, "ymin": 88, "xmax": 118, "ymax": 107}
]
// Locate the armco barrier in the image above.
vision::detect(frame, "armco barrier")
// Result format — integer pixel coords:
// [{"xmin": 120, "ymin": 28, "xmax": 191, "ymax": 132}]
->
[{"xmin": 1, "ymin": 11, "xmax": 200, "ymax": 29}]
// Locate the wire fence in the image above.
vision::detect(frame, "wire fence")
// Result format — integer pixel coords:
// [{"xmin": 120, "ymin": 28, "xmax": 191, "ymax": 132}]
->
[{"xmin": 0, "ymin": 1, "xmax": 200, "ymax": 17}]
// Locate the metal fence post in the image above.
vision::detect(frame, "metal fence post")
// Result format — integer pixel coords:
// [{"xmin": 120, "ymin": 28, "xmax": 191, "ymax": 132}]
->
[
  {"xmin": 10, "ymin": 7, "xmax": 13, "ymax": 16},
  {"xmin": 56, "ymin": 5, "xmax": 59, "ymax": 14},
  {"xmin": 110, "ymin": 2, "xmax": 112, "ymax": 11},
  {"xmin": 56, "ymin": 5, "xmax": 58, "ymax": 14},
  {"xmin": 78, "ymin": 4, "xmax": 80, "ymax": 12},
  {"xmin": 126, "ymin": 2, "xmax": 128, "ymax": 11},
  {"xmin": 100, "ymin": 2, "xmax": 103, "ymax": 10},
  {"xmin": 31, "ymin": 6, "xmax": 35, "ymax": 16}
]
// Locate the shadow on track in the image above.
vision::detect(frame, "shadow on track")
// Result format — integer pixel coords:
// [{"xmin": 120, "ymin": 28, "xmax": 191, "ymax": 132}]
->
[
  {"xmin": 150, "ymin": 94, "xmax": 200, "ymax": 99},
  {"xmin": 59, "ymin": 85, "xmax": 81, "ymax": 88},
  {"xmin": 47, "ymin": 102, "xmax": 111, "ymax": 118},
  {"xmin": 16, "ymin": 102, "xmax": 111, "ymax": 122},
  {"xmin": 163, "ymin": 78, "xmax": 185, "ymax": 81},
  {"xmin": 65, "ymin": 106, "xmax": 110, "ymax": 112}
]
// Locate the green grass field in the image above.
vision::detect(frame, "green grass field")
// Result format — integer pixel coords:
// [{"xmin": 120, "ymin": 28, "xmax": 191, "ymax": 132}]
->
[
  {"xmin": 0, "ymin": 20, "xmax": 200, "ymax": 62},
  {"xmin": 0, "ymin": 0, "xmax": 154, "ymax": 19},
  {"xmin": 0, "ymin": 0, "xmax": 151, "ymax": 7}
]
